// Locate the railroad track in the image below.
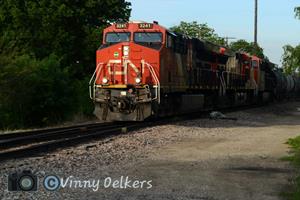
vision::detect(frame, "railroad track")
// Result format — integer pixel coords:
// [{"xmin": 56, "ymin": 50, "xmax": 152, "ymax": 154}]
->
[
  {"xmin": 0, "ymin": 122, "xmax": 146, "ymax": 162},
  {"xmin": 0, "ymin": 107, "xmax": 245, "ymax": 162},
  {"xmin": 0, "ymin": 101, "xmax": 281, "ymax": 162}
]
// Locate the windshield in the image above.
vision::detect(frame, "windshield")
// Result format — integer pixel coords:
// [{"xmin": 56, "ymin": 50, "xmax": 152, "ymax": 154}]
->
[
  {"xmin": 134, "ymin": 32, "xmax": 162, "ymax": 43},
  {"xmin": 105, "ymin": 32, "xmax": 130, "ymax": 43}
]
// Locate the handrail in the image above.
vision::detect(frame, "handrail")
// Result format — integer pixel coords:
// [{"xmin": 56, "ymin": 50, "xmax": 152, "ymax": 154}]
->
[
  {"xmin": 221, "ymin": 71, "xmax": 226, "ymax": 89},
  {"xmin": 217, "ymin": 71, "xmax": 225, "ymax": 95},
  {"xmin": 143, "ymin": 61, "xmax": 160, "ymax": 104},
  {"xmin": 89, "ymin": 63, "xmax": 103, "ymax": 100},
  {"xmin": 222, "ymin": 71, "xmax": 247, "ymax": 89},
  {"xmin": 253, "ymin": 77, "xmax": 259, "ymax": 94}
]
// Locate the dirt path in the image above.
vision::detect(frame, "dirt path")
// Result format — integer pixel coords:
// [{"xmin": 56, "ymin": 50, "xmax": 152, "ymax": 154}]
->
[{"xmin": 118, "ymin": 103, "xmax": 300, "ymax": 200}]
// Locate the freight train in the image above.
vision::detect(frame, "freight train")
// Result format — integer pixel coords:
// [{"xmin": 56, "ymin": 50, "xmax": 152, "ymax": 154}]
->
[{"xmin": 89, "ymin": 21, "xmax": 300, "ymax": 121}]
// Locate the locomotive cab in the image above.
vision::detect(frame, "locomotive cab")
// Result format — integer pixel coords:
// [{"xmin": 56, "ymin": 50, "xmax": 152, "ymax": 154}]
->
[{"xmin": 89, "ymin": 21, "xmax": 165, "ymax": 121}]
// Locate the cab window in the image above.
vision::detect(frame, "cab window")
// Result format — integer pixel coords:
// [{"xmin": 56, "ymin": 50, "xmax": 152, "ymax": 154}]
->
[
  {"xmin": 105, "ymin": 32, "xmax": 131, "ymax": 43},
  {"xmin": 252, "ymin": 60, "xmax": 258, "ymax": 68},
  {"xmin": 134, "ymin": 32, "xmax": 162, "ymax": 43},
  {"xmin": 133, "ymin": 32, "xmax": 163, "ymax": 50},
  {"xmin": 166, "ymin": 33, "xmax": 174, "ymax": 48}
]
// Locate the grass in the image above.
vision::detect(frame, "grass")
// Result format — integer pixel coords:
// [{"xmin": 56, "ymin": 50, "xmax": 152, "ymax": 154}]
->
[{"xmin": 282, "ymin": 136, "xmax": 300, "ymax": 200}]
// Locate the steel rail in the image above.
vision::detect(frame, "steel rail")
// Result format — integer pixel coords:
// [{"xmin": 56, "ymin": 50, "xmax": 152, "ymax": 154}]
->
[
  {"xmin": 0, "ymin": 122, "xmax": 142, "ymax": 162},
  {"xmin": 0, "ymin": 122, "xmax": 121, "ymax": 140},
  {"xmin": 0, "ymin": 123, "xmax": 133, "ymax": 150}
]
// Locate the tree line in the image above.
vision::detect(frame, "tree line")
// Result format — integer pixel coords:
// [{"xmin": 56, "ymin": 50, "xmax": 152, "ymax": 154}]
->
[
  {"xmin": 281, "ymin": 7, "xmax": 300, "ymax": 75},
  {"xmin": 170, "ymin": 21, "xmax": 265, "ymax": 59},
  {"xmin": 0, "ymin": 0, "xmax": 131, "ymax": 129}
]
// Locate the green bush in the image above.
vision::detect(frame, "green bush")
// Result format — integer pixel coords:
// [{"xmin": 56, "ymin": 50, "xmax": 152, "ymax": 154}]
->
[
  {"xmin": 283, "ymin": 136, "xmax": 300, "ymax": 199},
  {"xmin": 0, "ymin": 54, "xmax": 77, "ymax": 129},
  {"xmin": 73, "ymin": 77, "xmax": 94, "ymax": 117}
]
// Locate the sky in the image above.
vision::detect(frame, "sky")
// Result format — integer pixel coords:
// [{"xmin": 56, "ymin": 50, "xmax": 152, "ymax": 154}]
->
[{"xmin": 129, "ymin": 0, "xmax": 300, "ymax": 66}]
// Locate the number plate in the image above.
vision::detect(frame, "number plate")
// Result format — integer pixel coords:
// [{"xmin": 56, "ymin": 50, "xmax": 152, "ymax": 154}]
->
[
  {"xmin": 138, "ymin": 23, "xmax": 153, "ymax": 29},
  {"xmin": 115, "ymin": 23, "xmax": 128, "ymax": 29}
]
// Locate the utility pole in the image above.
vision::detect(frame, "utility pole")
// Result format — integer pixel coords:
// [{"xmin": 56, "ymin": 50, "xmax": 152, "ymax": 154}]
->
[
  {"xmin": 223, "ymin": 37, "xmax": 236, "ymax": 44},
  {"xmin": 254, "ymin": 0, "xmax": 258, "ymax": 45},
  {"xmin": 221, "ymin": 36, "xmax": 236, "ymax": 47}
]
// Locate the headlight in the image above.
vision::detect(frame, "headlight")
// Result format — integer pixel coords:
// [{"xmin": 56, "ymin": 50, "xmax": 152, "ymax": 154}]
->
[
  {"xmin": 102, "ymin": 77, "xmax": 109, "ymax": 84},
  {"xmin": 120, "ymin": 91, "xmax": 127, "ymax": 96},
  {"xmin": 135, "ymin": 77, "xmax": 141, "ymax": 84},
  {"xmin": 123, "ymin": 46, "xmax": 129, "ymax": 56}
]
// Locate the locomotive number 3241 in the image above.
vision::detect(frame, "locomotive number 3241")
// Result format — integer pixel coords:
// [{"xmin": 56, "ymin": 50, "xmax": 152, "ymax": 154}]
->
[{"xmin": 138, "ymin": 23, "xmax": 153, "ymax": 29}]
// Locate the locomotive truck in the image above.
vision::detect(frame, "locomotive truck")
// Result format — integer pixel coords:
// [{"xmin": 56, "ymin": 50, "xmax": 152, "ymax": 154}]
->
[{"xmin": 89, "ymin": 21, "xmax": 300, "ymax": 121}]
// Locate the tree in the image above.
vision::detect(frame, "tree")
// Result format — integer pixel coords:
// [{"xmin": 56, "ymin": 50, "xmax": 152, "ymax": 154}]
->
[
  {"xmin": 280, "ymin": 6, "xmax": 300, "ymax": 75},
  {"xmin": 170, "ymin": 21, "xmax": 226, "ymax": 46},
  {"xmin": 282, "ymin": 44, "xmax": 300, "ymax": 75},
  {"xmin": 229, "ymin": 39, "xmax": 265, "ymax": 58},
  {"xmin": 295, "ymin": 6, "xmax": 300, "ymax": 19},
  {"xmin": 0, "ymin": 0, "xmax": 131, "ymax": 75},
  {"xmin": 0, "ymin": 54, "xmax": 76, "ymax": 128},
  {"xmin": 0, "ymin": 0, "xmax": 131, "ymax": 129}
]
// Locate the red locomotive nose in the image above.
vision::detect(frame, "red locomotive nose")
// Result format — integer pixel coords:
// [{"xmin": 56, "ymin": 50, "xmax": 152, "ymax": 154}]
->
[
  {"xmin": 219, "ymin": 47, "xmax": 226, "ymax": 54},
  {"xmin": 95, "ymin": 40, "xmax": 159, "ymax": 86}
]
